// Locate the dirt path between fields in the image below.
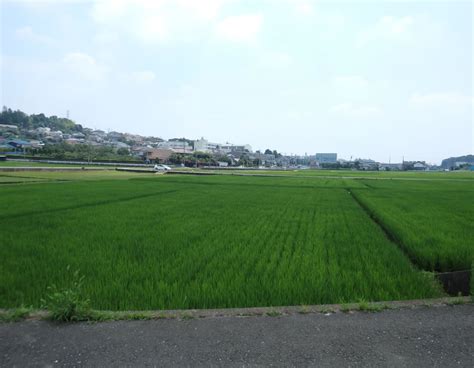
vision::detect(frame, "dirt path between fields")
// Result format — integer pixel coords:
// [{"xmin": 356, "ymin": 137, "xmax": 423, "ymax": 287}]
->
[{"xmin": 1, "ymin": 304, "xmax": 472, "ymax": 367}]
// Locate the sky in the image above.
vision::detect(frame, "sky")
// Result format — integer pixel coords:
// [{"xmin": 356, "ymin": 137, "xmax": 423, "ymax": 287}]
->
[{"xmin": 0, "ymin": 0, "xmax": 472, "ymax": 164}]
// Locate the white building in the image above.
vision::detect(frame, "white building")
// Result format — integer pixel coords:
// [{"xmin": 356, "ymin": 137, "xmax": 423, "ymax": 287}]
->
[
  {"xmin": 194, "ymin": 137, "xmax": 252, "ymax": 154},
  {"xmin": 219, "ymin": 143, "xmax": 252, "ymax": 154},
  {"xmin": 36, "ymin": 127, "xmax": 51, "ymax": 135},
  {"xmin": 0, "ymin": 124, "xmax": 19, "ymax": 133},
  {"xmin": 413, "ymin": 162, "xmax": 427, "ymax": 170},
  {"xmin": 194, "ymin": 137, "xmax": 219, "ymax": 153}
]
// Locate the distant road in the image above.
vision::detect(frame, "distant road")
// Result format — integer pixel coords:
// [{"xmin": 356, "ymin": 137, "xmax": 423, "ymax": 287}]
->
[{"xmin": 1, "ymin": 304, "xmax": 473, "ymax": 367}]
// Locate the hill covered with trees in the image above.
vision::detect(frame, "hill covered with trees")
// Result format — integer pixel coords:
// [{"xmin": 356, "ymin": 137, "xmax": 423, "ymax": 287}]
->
[{"xmin": 0, "ymin": 106, "xmax": 83, "ymax": 134}]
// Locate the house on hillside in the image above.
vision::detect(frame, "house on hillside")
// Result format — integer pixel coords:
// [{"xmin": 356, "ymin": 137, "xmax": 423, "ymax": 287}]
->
[
  {"xmin": 143, "ymin": 148, "xmax": 175, "ymax": 162},
  {"xmin": 0, "ymin": 124, "xmax": 19, "ymax": 133},
  {"xmin": 65, "ymin": 138, "xmax": 84, "ymax": 145},
  {"xmin": 110, "ymin": 141, "xmax": 130, "ymax": 150},
  {"xmin": 7, "ymin": 139, "xmax": 32, "ymax": 149}
]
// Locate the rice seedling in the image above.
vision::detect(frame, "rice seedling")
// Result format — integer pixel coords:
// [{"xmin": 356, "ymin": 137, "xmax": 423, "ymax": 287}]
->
[
  {"xmin": 0, "ymin": 172, "xmax": 457, "ymax": 310},
  {"xmin": 352, "ymin": 179, "xmax": 474, "ymax": 272}
]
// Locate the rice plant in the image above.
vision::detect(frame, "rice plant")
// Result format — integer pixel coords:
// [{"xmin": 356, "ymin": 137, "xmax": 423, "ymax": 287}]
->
[{"xmin": 0, "ymin": 172, "xmax": 458, "ymax": 310}]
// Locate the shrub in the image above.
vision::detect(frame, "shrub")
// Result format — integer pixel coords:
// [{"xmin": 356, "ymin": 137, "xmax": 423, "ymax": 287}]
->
[{"xmin": 41, "ymin": 268, "xmax": 91, "ymax": 322}]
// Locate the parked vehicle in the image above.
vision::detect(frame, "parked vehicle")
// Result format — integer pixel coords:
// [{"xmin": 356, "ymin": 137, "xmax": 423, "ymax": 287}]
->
[{"xmin": 153, "ymin": 164, "xmax": 172, "ymax": 171}]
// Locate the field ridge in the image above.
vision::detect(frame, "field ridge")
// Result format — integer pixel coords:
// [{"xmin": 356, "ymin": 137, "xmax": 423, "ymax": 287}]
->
[{"xmin": 347, "ymin": 188, "xmax": 420, "ymax": 268}]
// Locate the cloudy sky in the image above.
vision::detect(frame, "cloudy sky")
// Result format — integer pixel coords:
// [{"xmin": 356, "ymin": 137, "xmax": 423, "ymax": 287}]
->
[{"xmin": 1, "ymin": 0, "xmax": 472, "ymax": 163}]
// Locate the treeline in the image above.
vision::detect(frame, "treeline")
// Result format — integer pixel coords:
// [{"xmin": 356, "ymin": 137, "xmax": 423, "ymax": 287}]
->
[
  {"xmin": 168, "ymin": 151, "xmax": 287, "ymax": 167},
  {"xmin": 263, "ymin": 149, "xmax": 282, "ymax": 158},
  {"xmin": 0, "ymin": 106, "xmax": 83, "ymax": 134},
  {"xmin": 168, "ymin": 152, "xmax": 232, "ymax": 167},
  {"xmin": 28, "ymin": 143, "xmax": 139, "ymax": 162}
]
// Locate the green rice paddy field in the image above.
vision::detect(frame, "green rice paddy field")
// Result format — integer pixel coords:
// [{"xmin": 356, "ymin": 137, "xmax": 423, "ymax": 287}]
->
[{"xmin": 0, "ymin": 170, "xmax": 472, "ymax": 310}]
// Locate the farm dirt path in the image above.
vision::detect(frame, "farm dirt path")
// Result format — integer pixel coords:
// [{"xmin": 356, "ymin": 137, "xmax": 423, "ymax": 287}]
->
[{"xmin": 1, "ymin": 304, "xmax": 473, "ymax": 367}]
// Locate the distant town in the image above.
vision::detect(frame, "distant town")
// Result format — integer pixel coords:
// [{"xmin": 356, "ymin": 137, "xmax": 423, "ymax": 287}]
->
[{"xmin": 0, "ymin": 107, "xmax": 473, "ymax": 171}]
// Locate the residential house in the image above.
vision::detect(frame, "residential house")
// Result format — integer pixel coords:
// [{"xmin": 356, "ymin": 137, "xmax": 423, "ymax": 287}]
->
[
  {"xmin": 413, "ymin": 162, "xmax": 427, "ymax": 170},
  {"xmin": 143, "ymin": 148, "xmax": 175, "ymax": 162},
  {"xmin": 0, "ymin": 124, "xmax": 19, "ymax": 133}
]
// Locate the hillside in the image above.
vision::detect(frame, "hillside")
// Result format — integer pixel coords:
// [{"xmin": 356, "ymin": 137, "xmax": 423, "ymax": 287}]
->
[{"xmin": 0, "ymin": 107, "xmax": 83, "ymax": 134}]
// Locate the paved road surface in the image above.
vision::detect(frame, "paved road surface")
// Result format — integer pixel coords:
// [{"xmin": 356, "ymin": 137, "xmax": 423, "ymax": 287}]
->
[{"xmin": 1, "ymin": 304, "xmax": 473, "ymax": 367}]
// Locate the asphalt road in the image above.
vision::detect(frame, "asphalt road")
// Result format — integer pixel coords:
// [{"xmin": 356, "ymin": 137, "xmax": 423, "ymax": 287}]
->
[{"xmin": 1, "ymin": 304, "xmax": 473, "ymax": 367}]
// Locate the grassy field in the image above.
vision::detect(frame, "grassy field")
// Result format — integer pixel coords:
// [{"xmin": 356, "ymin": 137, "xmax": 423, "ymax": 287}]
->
[{"xmin": 0, "ymin": 170, "xmax": 471, "ymax": 310}]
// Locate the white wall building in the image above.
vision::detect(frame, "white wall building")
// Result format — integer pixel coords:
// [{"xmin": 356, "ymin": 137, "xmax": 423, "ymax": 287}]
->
[
  {"xmin": 194, "ymin": 137, "xmax": 219, "ymax": 153},
  {"xmin": 194, "ymin": 137, "xmax": 252, "ymax": 154}
]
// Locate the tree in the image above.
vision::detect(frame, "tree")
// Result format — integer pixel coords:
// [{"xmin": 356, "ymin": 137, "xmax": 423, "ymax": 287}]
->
[
  {"xmin": 117, "ymin": 148, "xmax": 130, "ymax": 155},
  {"xmin": 214, "ymin": 154, "xmax": 231, "ymax": 165},
  {"xmin": 193, "ymin": 151, "xmax": 211, "ymax": 160},
  {"xmin": 264, "ymin": 149, "xmax": 272, "ymax": 155},
  {"xmin": 0, "ymin": 106, "xmax": 81, "ymax": 133}
]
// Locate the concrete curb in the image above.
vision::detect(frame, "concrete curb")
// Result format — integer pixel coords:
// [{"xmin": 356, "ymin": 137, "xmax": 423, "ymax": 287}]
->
[{"xmin": 1, "ymin": 297, "xmax": 471, "ymax": 322}]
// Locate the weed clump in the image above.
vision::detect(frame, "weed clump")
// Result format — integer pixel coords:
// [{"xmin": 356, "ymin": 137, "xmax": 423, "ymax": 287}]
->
[
  {"xmin": 41, "ymin": 268, "xmax": 91, "ymax": 322},
  {"xmin": 265, "ymin": 310, "xmax": 282, "ymax": 317},
  {"xmin": 0, "ymin": 305, "xmax": 31, "ymax": 322},
  {"xmin": 340, "ymin": 304, "xmax": 352, "ymax": 313},
  {"xmin": 357, "ymin": 301, "xmax": 388, "ymax": 312}
]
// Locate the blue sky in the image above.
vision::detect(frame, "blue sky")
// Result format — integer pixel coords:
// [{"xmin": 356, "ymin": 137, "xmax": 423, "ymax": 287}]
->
[{"xmin": 1, "ymin": 0, "xmax": 472, "ymax": 163}]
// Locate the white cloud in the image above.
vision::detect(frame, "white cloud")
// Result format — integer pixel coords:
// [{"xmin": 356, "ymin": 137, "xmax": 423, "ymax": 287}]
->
[
  {"xmin": 356, "ymin": 16, "xmax": 414, "ymax": 47},
  {"xmin": 129, "ymin": 70, "xmax": 156, "ymax": 83},
  {"xmin": 215, "ymin": 14, "xmax": 263, "ymax": 43},
  {"xmin": 91, "ymin": 0, "xmax": 230, "ymax": 44},
  {"xmin": 135, "ymin": 14, "xmax": 168, "ymax": 43},
  {"xmin": 63, "ymin": 52, "xmax": 155, "ymax": 85},
  {"xmin": 91, "ymin": 0, "xmax": 130, "ymax": 24},
  {"xmin": 329, "ymin": 103, "xmax": 381, "ymax": 118},
  {"xmin": 63, "ymin": 52, "xmax": 107, "ymax": 81},
  {"xmin": 175, "ymin": 0, "xmax": 226, "ymax": 21},
  {"xmin": 411, "ymin": 92, "xmax": 473, "ymax": 109},
  {"xmin": 15, "ymin": 26, "xmax": 53, "ymax": 44}
]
